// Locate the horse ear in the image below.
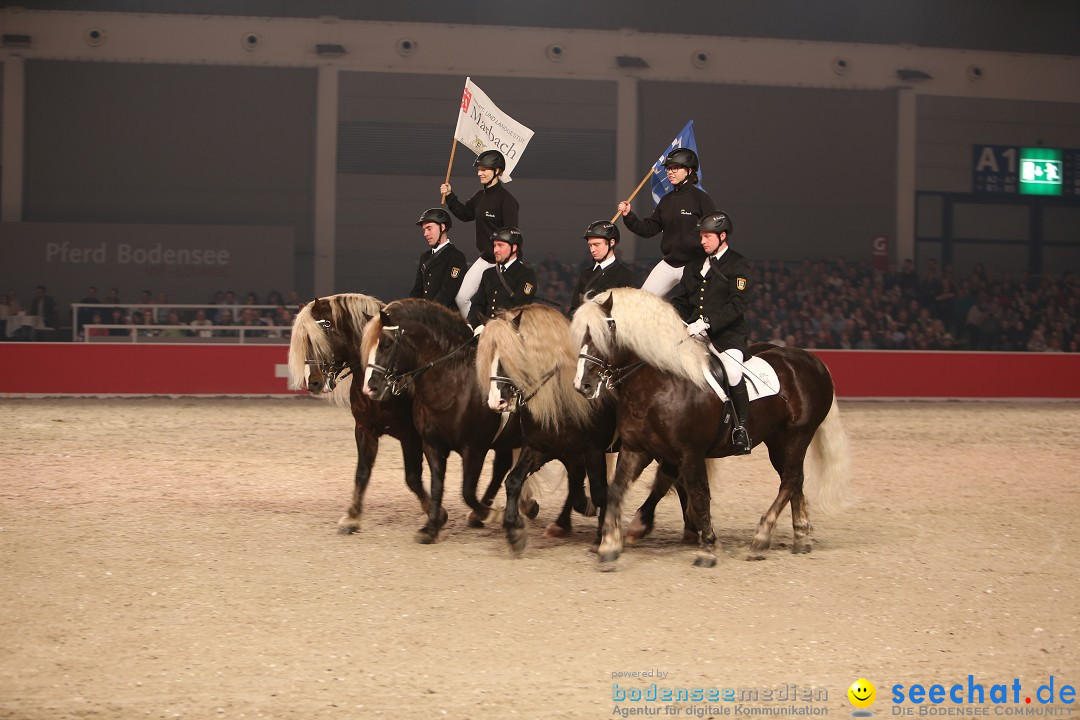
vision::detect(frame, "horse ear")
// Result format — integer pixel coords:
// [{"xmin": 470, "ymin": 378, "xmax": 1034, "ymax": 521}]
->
[
  {"xmin": 599, "ymin": 293, "xmax": 614, "ymax": 314},
  {"xmin": 379, "ymin": 309, "xmax": 393, "ymax": 327},
  {"xmin": 511, "ymin": 310, "xmax": 523, "ymax": 330}
]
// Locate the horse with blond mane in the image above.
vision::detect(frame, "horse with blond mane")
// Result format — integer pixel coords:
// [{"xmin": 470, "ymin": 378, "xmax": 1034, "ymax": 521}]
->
[
  {"xmin": 571, "ymin": 287, "xmax": 850, "ymax": 567},
  {"xmin": 289, "ymin": 293, "xmax": 444, "ymax": 534},
  {"xmin": 476, "ymin": 304, "xmax": 611, "ymax": 553}
]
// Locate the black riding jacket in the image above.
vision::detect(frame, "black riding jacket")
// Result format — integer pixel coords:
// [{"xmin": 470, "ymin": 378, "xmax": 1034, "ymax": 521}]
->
[
  {"xmin": 444, "ymin": 182, "xmax": 520, "ymax": 263},
  {"xmin": 569, "ymin": 259, "xmax": 635, "ymax": 314},
  {"xmin": 467, "ymin": 259, "xmax": 538, "ymax": 327},
  {"xmin": 409, "ymin": 241, "xmax": 468, "ymax": 310},
  {"xmin": 621, "ymin": 183, "xmax": 716, "ymax": 268},
  {"xmin": 670, "ymin": 247, "xmax": 752, "ymax": 354}
]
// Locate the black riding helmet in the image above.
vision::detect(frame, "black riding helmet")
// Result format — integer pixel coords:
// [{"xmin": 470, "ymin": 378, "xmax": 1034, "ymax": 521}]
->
[
  {"xmin": 696, "ymin": 211, "xmax": 733, "ymax": 236},
  {"xmin": 583, "ymin": 220, "xmax": 620, "ymax": 245},
  {"xmin": 491, "ymin": 226, "xmax": 524, "ymax": 258},
  {"xmin": 663, "ymin": 147, "xmax": 699, "ymax": 172},
  {"xmin": 474, "ymin": 150, "xmax": 506, "ymax": 172},
  {"xmin": 416, "ymin": 207, "xmax": 453, "ymax": 231}
]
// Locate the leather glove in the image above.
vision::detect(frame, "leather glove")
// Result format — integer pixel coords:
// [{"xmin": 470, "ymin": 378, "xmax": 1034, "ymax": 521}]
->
[
  {"xmin": 686, "ymin": 318, "xmax": 710, "ymax": 337},
  {"xmin": 472, "ymin": 324, "xmax": 485, "ymax": 337}
]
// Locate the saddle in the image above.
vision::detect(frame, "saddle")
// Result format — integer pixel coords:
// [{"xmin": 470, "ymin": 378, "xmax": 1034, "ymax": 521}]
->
[{"xmin": 702, "ymin": 353, "xmax": 780, "ymax": 403}]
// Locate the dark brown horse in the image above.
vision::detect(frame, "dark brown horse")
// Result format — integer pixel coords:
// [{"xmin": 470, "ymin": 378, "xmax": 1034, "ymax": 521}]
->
[
  {"xmin": 288, "ymin": 293, "xmax": 445, "ymax": 534},
  {"xmin": 476, "ymin": 304, "xmax": 610, "ymax": 553},
  {"xmin": 361, "ymin": 299, "xmax": 525, "ymax": 543},
  {"xmin": 571, "ymin": 288, "xmax": 850, "ymax": 567}
]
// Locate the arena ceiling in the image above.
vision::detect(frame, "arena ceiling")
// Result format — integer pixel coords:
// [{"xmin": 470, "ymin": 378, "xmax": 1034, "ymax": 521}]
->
[{"xmin": 10, "ymin": 0, "xmax": 1080, "ymax": 57}]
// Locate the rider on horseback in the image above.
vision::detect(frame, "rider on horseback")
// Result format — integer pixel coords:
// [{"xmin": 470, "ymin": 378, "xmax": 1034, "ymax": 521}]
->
[{"xmin": 669, "ymin": 212, "xmax": 754, "ymax": 455}]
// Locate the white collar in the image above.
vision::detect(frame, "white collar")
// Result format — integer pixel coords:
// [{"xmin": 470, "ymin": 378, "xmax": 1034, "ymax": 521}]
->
[
  {"xmin": 501, "ymin": 256, "xmax": 517, "ymax": 270},
  {"xmin": 595, "ymin": 256, "xmax": 616, "ymax": 271},
  {"xmin": 431, "ymin": 239, "xmax": 450, "ymax": 254},
  {"xmin": 702, "ymin": 245, "xmax": 729, "ymax": 274}
]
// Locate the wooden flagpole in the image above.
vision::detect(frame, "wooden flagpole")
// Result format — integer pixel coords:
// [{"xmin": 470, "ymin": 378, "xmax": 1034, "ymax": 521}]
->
[
  {"xmin": 441, "ymin": 138, "xmax": 458, "ymax": 204},
  {"xmin": 611, "ymin": 167, "xmax": 655, "ymax": 223}
]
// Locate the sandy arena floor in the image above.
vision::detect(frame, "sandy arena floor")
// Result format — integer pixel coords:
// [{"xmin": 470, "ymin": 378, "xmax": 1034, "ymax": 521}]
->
[{"xmin": 1, "ymin": 398, "xmax": 1078, "ymax": 720}]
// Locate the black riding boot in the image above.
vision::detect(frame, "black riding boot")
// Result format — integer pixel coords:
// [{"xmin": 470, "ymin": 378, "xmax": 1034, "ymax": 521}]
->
[{"xmin": 729, "ymin": 379, "xmax": 752, "ymax": 455}]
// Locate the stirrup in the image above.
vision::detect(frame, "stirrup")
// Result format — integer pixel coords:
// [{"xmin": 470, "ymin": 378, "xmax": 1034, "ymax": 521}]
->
[{"xmin": 731, "ymin": 425, "xmax": 752, "ymax": 455}]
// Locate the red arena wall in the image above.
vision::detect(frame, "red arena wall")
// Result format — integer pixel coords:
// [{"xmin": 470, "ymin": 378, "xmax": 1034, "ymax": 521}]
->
[{"xmin": 1, "ymin": 344, "xmax": 1079, "ymax": 399}]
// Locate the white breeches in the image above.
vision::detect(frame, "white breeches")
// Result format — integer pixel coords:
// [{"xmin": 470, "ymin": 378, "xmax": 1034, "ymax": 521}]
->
[
  {"xmin": 707, "ymin": 345, "xmax": 745, "ymax": 386},
  {"xmin": 640, "ymin": 259, "xmax": 684, "ymax": 297},
  {"xmin": 455, "ymin": 257, "xmax": 496, "ymax": 319}
]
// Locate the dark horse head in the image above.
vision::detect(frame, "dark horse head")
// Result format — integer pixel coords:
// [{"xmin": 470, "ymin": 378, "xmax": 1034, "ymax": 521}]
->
[
  {"xmin": 288, "ymin": 293, "xmax": 384, "ymax": 401},
  {"xmin": 360, "ymin": 299, "xmax": 474, "ymax": 402}
]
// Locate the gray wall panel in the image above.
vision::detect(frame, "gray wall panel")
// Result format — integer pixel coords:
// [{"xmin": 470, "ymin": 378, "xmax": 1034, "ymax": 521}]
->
[
  {"xmin": 917, "ymin": 95, "xmax": 1080, "ymax": 194},
  {"xmin": 334, "ymin": 72, "xmax": 616, "ymax": 298},
  {"xmin": 637, "ymin": 82, "xmax": 898, "ymax": 263},
  {"xmin": 23, "ymin": 60, "xmax": 316, "ymax": 296}
]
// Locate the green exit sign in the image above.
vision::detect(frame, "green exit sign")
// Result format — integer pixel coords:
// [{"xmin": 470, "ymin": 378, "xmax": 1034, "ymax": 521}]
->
[{"xmin": 1019, "ymin": 147, "xmax": 1063, "ymax": 196}]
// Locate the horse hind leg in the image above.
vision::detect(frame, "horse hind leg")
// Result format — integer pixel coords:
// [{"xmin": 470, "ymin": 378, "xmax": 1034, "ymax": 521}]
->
[
  {"xmin": 626, "ymin": 461, "xmax": 678, "ymax": 545},
  {"xmin": 681, "ymin": 457, "xmax": 719, "ymax": 568},
  {"xmin": 749, "ymin": 437, "xmax": 809, "ymax": 558},
  {"xmin": 545, "ymin": 456, "xmax": 586, "ymax": 538},
  {"xmin": 337, "ymin": 427, "xmax": 378, "ymax": 535}
]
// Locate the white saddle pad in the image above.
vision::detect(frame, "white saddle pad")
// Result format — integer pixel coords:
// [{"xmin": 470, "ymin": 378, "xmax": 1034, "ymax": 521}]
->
[{"xmin": 702, "ymin": 356, "xmax": 780, "ymax": 402}]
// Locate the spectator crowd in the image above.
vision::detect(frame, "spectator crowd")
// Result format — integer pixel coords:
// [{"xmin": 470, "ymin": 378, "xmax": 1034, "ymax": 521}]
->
[{"xmin": 4, "ymin": 257, "xmax": 1077, "ymax": 352}]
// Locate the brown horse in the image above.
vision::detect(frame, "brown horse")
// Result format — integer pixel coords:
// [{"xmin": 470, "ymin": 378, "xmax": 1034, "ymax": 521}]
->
[
  {"xmin": 571, "ymin": 288, "xmax": 850, "ymax": 567},
  {"xmin": 288, "ymin": 293, "xmax": 445, "ymax": 534},
  {"xmin": 361, "ymin": 298, "xmax": 525, "ymax": 543},
  {"xmin": 476, "ymin": 304, "xmax": 610, "ymax": 553}
]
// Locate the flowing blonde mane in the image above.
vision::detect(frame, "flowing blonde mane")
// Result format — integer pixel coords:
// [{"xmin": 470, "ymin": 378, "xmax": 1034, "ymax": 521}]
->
[
  {"xmin": 570, "ymin": 287, "xmax": 708, "ymax": 389},
  {"xmin": 477, "ymin": 305, "xmax": 594, "ymax": 432},
  {"xmin": 288, "ymin": 292, "xmax": 383, "ymax": 406}
]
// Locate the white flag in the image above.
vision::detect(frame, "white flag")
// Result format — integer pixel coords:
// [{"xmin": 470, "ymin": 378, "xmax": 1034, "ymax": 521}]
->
[{"xmin": 453, "ymin": 77, "xmax": 534, "ymax": 182}]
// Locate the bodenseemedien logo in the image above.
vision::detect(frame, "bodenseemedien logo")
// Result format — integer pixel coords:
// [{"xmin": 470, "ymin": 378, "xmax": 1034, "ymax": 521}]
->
[{"xmin": 849, "ymin": 678, "xmax": 877, "ymax": 717}]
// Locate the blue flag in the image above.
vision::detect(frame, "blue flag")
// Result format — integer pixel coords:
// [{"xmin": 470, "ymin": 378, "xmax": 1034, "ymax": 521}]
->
[{"xmin": 649, "ymin": 120, "xmax": 703, "ymax": 205}]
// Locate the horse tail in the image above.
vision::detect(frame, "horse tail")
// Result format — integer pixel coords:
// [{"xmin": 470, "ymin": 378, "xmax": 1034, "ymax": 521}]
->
[{"xmin": 804, "ymin": 394, "xmax": 852, "ymax": 516}]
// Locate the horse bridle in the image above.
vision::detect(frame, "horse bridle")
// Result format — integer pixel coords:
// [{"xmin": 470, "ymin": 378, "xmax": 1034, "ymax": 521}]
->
[
  {"xmin": 489, "ymin": 365, "xmax": 559, "ymax": 410},
  {"xmin": 368, "ymin": 324, "xmax": 477, "ymax": 397},
  {"xmin": 305, "ymin": 318, "xmax": 356, "ymax": 392},
  {"xmin": 577, "ymin": 316, "xmax": 646, "ymax": 392}
]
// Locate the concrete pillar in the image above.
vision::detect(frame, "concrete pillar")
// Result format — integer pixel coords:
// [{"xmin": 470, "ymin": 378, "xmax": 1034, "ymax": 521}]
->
[
  {"xmin": 2, "ymin": 57, "xmax": 26, "ymax": 223},
  {"xmin": 313, "ymin": 64, "xmax": 339, "ymax": 296}
]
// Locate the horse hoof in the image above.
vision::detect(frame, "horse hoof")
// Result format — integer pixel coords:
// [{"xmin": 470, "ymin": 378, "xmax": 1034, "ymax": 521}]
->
[
  {"xmin": 524, "ymin": 500, "xmax": 540, "ymax": 520},
  {"xmin": 414, "ymin": 529, "xmax": 437, "ymax": 544},
  {"xmin": 625, "ymin": 518, "xmax": 652, "ymax": 545},
  {"xmin": 693, "ymin": 552, "xmax": 718, "ymax": 568},
  {"xmin": 681, "ymin": 530, "xmax": 699, "ymax": 545},
  {"xmin": 543, "ymin": 522, "xmax": 569, "ymax": 538},
  {"xmin": 598, "ymin": 550, "xmax": 619, "ymax": 564},
  {"xmin": 465, "ymin": 510, "xmax": 485, "ymax": 528},
  {"xmin": 508, "ymin": 531, "xmax": 528, "ymax": 557},
  {"xmin": 336, "ymin": 526, "xmax": 358, "ymax": 535},
  {"xmin": 745, "ymin": 553, "xmax": 767, "ymax": 562},
  {"xmin": 792, "ymin": 543, "xmax": 812, "ymax": 555},
  {"xmin": 749, "ymin": 539, "xmax": 771, "ymax": 553}
]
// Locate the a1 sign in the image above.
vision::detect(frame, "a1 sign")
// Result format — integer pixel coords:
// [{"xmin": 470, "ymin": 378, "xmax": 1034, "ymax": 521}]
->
[{"xmin": 972, "ymin": 145, "xmax": 1018, "ymax": 194}]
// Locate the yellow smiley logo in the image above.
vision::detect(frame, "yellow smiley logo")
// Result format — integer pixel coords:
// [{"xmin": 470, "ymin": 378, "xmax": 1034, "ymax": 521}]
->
[{"xmin": 848, "ymin": 678, "xmax": 876, "ymax": 709}]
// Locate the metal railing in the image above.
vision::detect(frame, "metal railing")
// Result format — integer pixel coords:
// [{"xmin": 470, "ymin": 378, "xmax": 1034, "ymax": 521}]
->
[{"xmin": 71, "ymin": 303, "xmax": 292, "ymax": 343}]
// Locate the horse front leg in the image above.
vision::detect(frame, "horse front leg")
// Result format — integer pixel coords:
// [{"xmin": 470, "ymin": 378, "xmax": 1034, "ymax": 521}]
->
[
  {"xmin": 585, "ymin": 450, "xmax": 609, "ymax": 551},
  {"xmin": 416, "ymin": 442, "xmax": 449, "ymax": 544},
  {"xmin": 461, "ymin": 447, "xmax": 499, "ymax": 528},
  {"xmin": 626, "ymin": 460, "xmax": 678, "ymax": 545},
  {"xmin": 598, "ymin": 449, "xmax": 653, "ymax": 565},
  {"xmin": 337, "ymin": 425, "xmax": 378, "ymax": 535},
  {"xmin": 502, "ymin": 448, "xmax": 551, "ymax": 556},
  {"xmin": 401, "ymin": 432, "xmax": 447, "ymax": 528}
]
